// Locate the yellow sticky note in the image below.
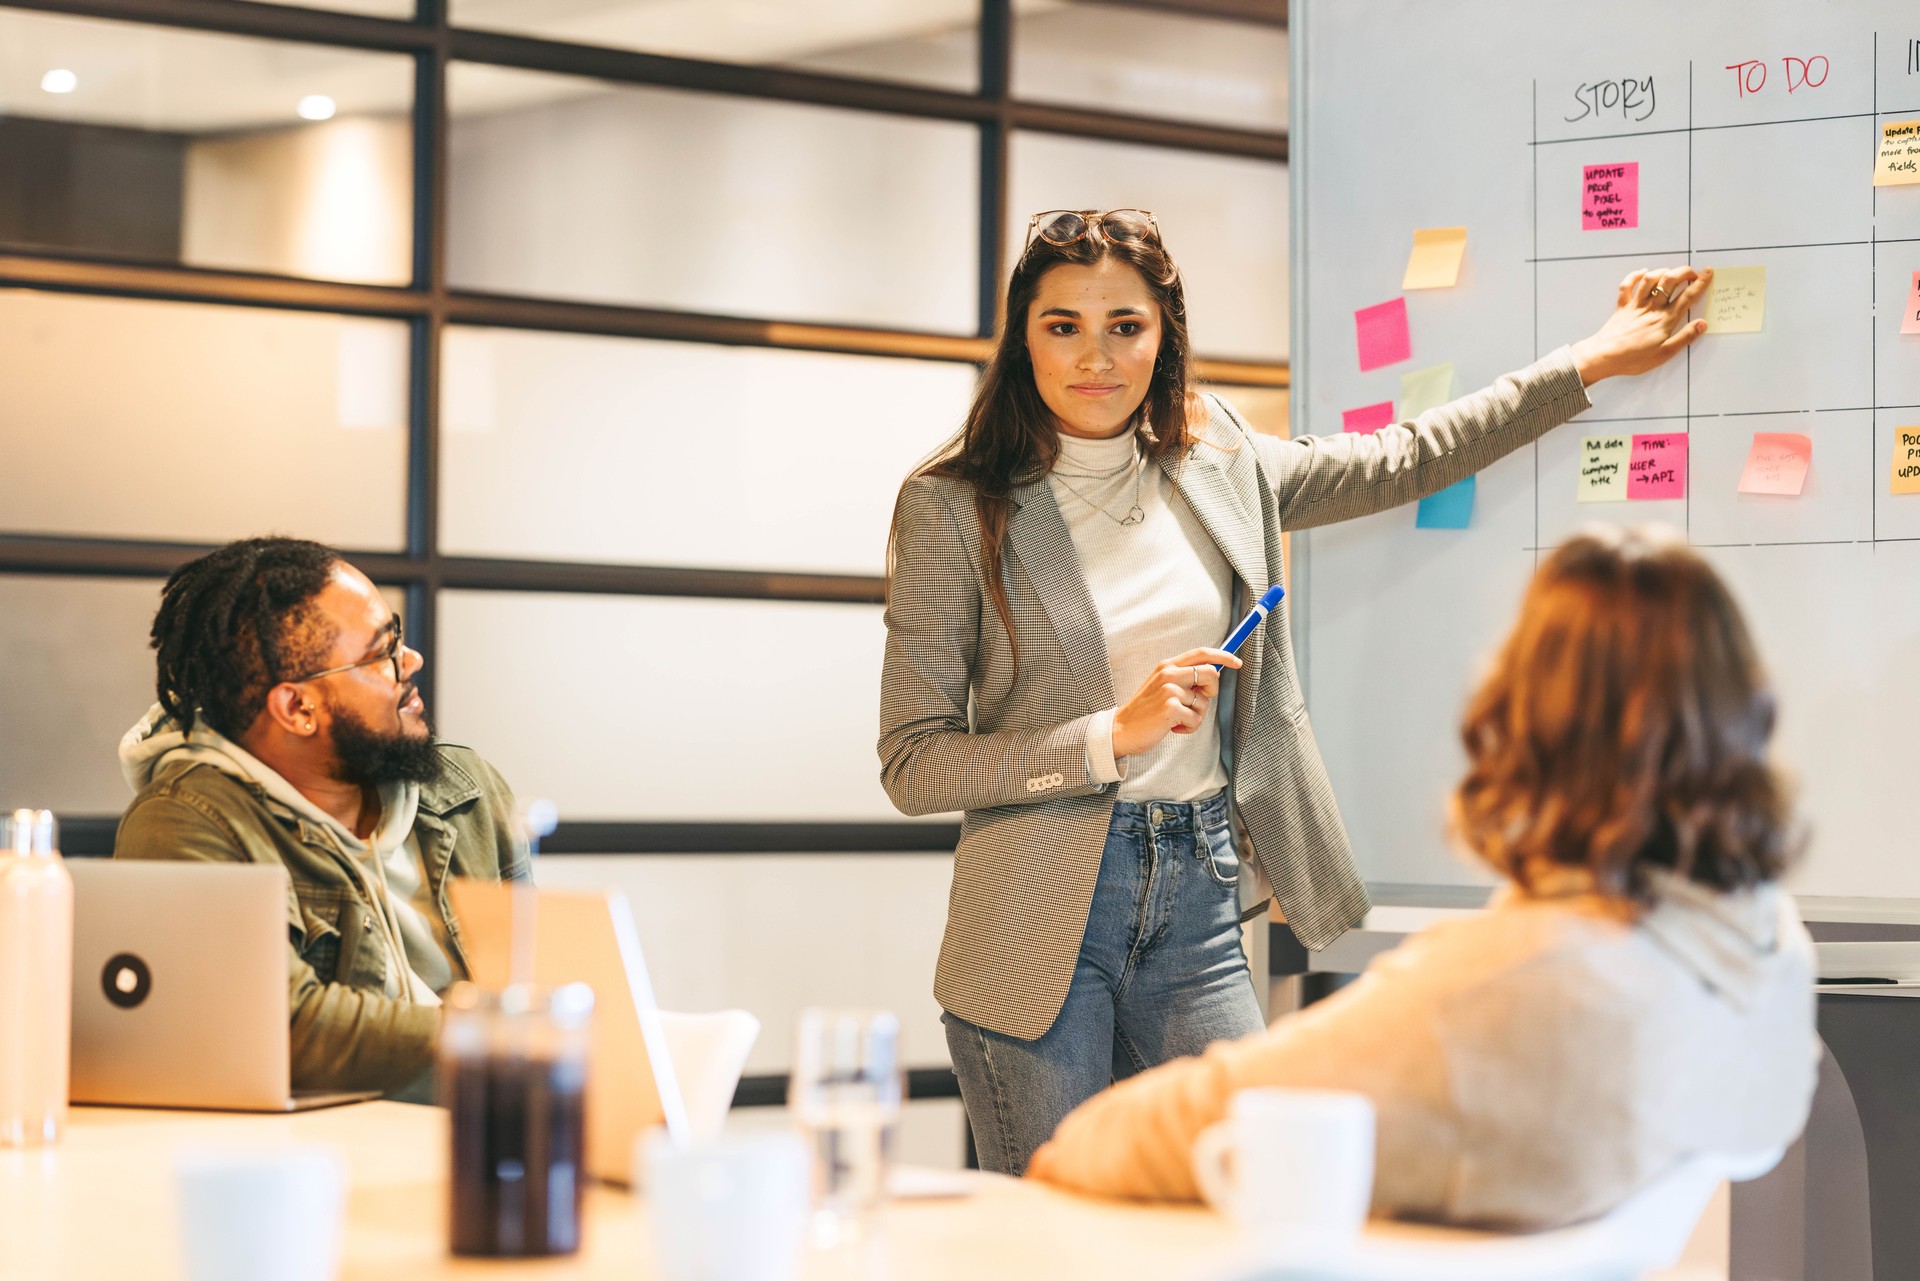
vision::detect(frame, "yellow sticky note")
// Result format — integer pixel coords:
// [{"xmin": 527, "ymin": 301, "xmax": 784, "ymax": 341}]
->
[
  {"xmin": 1577, "ymin": 434, "xmax": 1630, "ymax": 502},
  {"xmin": 1893, "ymin": 427, "xmax": 1920, "ymax": 494},
  {"xmin": 1705, "ymin": 266, "xmax": 1766, "ymax": 333},
  {"xmin": 1399, "ymin": 363, "xmax": 1454, "ymax": 417},
  {"xmin": 1401, "ymin": 226, "xmax": 1468, "ymax": 290},
  {"xmin": 1874, "ymin": 119, "xmax": 1920, "ymax": 187}
]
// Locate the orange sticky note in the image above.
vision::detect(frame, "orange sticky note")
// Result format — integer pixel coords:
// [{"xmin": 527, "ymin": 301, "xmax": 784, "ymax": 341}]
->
[
  {"xmin": 1401, "ymin": 227, "xmax": 1468, "ymax": 290},
  {"xmin": 1902, "ymin": 271, "xmax": 1920, "ymax": 335},
  {"xmin": 1892, "ymin": 427, "xmax": 1920, "ymax": 495},
  {"xmin": 1874, "ymin": 120, "xmax": 1920, "ymax": 187},
  {"xmin": 1738, "ymin": 432, "xmax": 1812, "ymax": 496}
]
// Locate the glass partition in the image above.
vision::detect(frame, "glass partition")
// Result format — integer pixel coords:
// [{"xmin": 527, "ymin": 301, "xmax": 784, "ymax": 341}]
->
[{"xmin": 0, "ymin": 9, "xmax": 414, "ymax": 283}]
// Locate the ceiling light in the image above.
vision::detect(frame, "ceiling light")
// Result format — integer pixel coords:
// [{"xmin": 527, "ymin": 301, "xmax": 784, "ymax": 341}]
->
[
  {"xmin": 40, "ymin": 69, "xmax": 77, "ymax": 95},
  {"xmin": 296, "ymin": 94, "xmax": 337, "ymax": 121}
]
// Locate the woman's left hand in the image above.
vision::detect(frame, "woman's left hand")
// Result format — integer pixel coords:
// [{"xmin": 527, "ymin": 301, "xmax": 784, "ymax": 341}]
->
[{"xmin": 1569, "ymin": 265, "xmax": 1712, "ymax": 385}]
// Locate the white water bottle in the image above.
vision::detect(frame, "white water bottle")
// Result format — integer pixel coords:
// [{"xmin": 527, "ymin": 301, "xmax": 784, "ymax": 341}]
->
[{"xmin": 0, "ymin": 809, "xmax": 73, "ymax": 1146}]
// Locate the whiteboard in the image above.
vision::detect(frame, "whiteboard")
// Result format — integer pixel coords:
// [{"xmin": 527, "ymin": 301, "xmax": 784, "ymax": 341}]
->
[{"xmin": 1291, "ymin": 0, "xmax": 1920, "ymax": 901}]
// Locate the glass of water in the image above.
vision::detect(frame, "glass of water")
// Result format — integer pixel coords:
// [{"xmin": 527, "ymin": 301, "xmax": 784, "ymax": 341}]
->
[{"xmin": 788, "ymin": 1008, "xmax": 901, "ymax": 1245}]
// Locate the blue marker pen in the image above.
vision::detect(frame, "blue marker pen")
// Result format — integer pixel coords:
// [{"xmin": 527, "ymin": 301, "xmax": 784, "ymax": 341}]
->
[{"xmin": 1212, "ymin": 584, "xmax": 1285, "ymax": 671}]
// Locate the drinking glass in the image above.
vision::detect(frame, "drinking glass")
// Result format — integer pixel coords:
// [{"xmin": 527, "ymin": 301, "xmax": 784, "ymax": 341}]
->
[{"xmin": 788, "ymin": 1008, "xmax": 901, "ymax": 1244}]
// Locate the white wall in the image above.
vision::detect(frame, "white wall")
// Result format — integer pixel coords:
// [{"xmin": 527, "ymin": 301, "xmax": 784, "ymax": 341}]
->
[{"xmin": 183, "ymin": 114, "xmax": 412, "ymax": 284}]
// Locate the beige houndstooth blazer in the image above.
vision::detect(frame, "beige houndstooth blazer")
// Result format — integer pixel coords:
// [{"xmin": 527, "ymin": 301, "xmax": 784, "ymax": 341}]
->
[{"xmin": 880, "ymin": 349, "xmax": 1594, "ymax": 1040}]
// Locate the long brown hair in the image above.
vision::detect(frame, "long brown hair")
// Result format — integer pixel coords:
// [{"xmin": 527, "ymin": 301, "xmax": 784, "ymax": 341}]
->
[
  {"xmin": 1450, "ymin": 526, "xmax": 1798, "ymax": 902},
  {"xmin": 892, "ymin": 218, "xmax": 1197, "ymax": 652}
]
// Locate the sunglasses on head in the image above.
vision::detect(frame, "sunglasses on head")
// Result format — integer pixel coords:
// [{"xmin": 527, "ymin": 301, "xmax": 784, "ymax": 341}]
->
[{"xmin": 1021, "ymin": 208, "xmax": 1161, "ymax": 253}]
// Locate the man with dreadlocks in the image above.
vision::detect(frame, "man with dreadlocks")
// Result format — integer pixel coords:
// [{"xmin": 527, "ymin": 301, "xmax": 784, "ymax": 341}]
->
[{"xmin": 114, "ymin": 536, "xmax": 523, "ymax": 1096}]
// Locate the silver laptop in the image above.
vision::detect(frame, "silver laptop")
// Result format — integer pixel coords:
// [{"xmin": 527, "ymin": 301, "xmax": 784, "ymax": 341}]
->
[{"xmin": 69, "ymin": 860, "xmax": 378, "ymax": 1112}]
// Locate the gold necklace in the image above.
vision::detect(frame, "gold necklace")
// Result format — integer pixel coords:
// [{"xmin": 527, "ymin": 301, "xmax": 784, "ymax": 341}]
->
[{"xmin": 1052, "ymin": 448, "xmax": 1146, "ymax": 527}]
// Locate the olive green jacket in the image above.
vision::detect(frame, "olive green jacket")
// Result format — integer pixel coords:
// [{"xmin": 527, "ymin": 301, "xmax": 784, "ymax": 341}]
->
[{"xmin": 113, "ymin": 743, "xmax": 526, "ymax": 1093}]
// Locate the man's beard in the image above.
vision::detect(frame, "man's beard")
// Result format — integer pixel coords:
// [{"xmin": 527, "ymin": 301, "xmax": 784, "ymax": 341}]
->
[{"xmin": 328, "ymin": 698, "xmax": 443, "ymax": 788}]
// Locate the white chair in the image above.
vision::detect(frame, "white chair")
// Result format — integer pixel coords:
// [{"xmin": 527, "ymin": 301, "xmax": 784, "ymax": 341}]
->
[
  {"xmin": 1211, "ymin": 1146, "xmax": 1784, "ymax": 1281},
  {"xmin": 656, "ymin": 1009, "xmax": 761, "ymax": 1145}
]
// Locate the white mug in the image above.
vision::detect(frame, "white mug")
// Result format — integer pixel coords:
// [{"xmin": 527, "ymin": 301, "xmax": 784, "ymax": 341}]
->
[
  {"xmin": 174, "ymin": 1144, "xmax": 346, "ymax": 1281},
  {"xmin": 1191, "ymin": 1087, "xmax": 1375, "ymax": 1256},
  {"xmin": 643, "ymin": 1130, "xmax": 810, "ymax": 1281}
]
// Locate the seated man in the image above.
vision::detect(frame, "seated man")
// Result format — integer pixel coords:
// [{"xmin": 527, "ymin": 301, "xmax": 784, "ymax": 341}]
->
[
  {"xmin": 116, "ymin": 536, "xmax": 523, "ymax": 1096},
  {"xmin": 1027, "ymin": 526, "xmax": 1818, "ymax": 1229}
]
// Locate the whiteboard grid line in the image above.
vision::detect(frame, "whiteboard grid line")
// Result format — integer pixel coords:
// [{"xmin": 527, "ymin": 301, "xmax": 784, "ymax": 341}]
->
[
  {"xmin": 1532, "ymin": 106, "xmax": 1914, "ymax": 148},
  {"xmin": 1537, "ymin": 43, "xmax": 1916, "ymax": 553}
]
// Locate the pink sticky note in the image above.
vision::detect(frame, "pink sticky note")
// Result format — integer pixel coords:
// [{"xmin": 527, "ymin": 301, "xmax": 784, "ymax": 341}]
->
[
  {"xmin": 1355, "ymin": 298, "xmax": 1411, "ymax": 371},
  {"xmin": 1627, "ymin": 432, "xmax": 1687, "ymax": 499},
  {"xmin": 1738, "ymin": 432, "xmax": 1813, "ymax": 496},
  {"xmin": 1582, "ymin": 162, "xmax": 1640, "ymax": 231},
  {"xmin": 1903, "ymin": 270, "xmax": 1920, "ymax": 335},
  {"xmin": 1342, "ymin": 401, "xmax": 1395, "ymax": 434}
]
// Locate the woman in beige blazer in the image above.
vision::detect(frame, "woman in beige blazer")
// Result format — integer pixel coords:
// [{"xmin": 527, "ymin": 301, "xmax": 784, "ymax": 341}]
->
[
  {"xmin": 1027, "ymin": 527, "xmax": 1816, "ymax": 1228},
  {"xmin": 879, "ymin": 207, "xmax": 1712, "ymax": 1174}
]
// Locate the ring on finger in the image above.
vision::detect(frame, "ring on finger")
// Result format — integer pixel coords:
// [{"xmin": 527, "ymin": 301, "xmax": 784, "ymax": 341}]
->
[{"xmin": 1649, "ymin": 283, "xmax": 1668, "ymax": 302}]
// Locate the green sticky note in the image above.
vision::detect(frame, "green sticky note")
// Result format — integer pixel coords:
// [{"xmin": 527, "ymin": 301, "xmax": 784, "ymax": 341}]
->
[
  {"xmin": 1416, "ymin": 476, "xmax": 1475, "ymax": 529},
  {"xmin": 1400, "ymin": 363, "xmax": 1455, "ymax": 418}
]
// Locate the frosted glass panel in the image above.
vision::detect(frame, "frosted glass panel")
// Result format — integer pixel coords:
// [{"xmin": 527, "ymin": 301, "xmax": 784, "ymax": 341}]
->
[
  {"xmin": 450, "ymin": 0, "xmax": 978, "ymax": 92},
  {"xmin": 436, "ymin": 593, "xmax": 918, "ymax": 822},
  {"xmin": 1013, "ymin": 4, "xmax": 1287, "ymax": 131},
  {"xmin": 1008, "ymin": 133, "xmax": 1288, "ymax": 361},
  {"xmin": 0, "ymin": 290, "xmax": 408, "ymax": 549},
  {"xmin": 439, "ymin": 329, "xmax": 973, "ymax": 573},
  {"xmin": 446, "ymin": 66, "xmax": 977, "ymax": 332},
  {"xmin": 535, "ymin": 853, "xmax": 954, "ymax": 1074},
  {"xmin": 0, "ymin": 10, "xmax": 413, "ymax": 283},
  {"xmin": 0, "ymin": 576, "xmax": 406, "ymax": 818},
  {"xmin": 0, "ymin": 577, "xmax": 164, "ymax": 815}
]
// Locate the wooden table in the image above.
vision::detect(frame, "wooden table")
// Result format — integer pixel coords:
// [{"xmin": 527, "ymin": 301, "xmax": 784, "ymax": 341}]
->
[
  {"xmin": 0, "ymin": 1103, "xmax": 1267, "ymax": 1280},
  {"xmin": 1, "ymin": 1103, "xmax": 1728, "ymax": 1280}
]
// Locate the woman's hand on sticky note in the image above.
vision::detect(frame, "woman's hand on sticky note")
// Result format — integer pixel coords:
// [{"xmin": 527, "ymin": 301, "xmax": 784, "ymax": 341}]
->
[{"xmin": 1571, "ymin": 265, "xmax": 1711, "ymax": 385}]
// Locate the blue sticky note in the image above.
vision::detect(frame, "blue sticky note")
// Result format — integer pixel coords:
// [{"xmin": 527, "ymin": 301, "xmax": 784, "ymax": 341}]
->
[{"xmin": 1415, "ymin": 476, "xmax": 1475, "ymax": 529}]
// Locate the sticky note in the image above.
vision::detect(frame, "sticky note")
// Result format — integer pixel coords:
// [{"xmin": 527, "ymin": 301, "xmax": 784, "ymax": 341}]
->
[
  {"xmin": 1402, "ymin": 227, "xmax": 1468, "ymax": 290},
  {"xmin": 1399, "ymin": 363, "xmax": 1455, "ymax": 418},
  {"xmin": 1628, "ymin": 432, "xmax": 1688, "ymax": 499},
  {"xmin": 1902, "ymin": 271, "xmax": 1920, "ymax": 335},
  {"xmin": 1705, "ymin": 266, "xmax": 1766, "ymax": 333},
  {"xmin": 1342, "ymin": 401, "xmax": 1395, "ymax": 434},
  {"xmin": 1738, "ymin": 432, "xmax": 1812, "ymax": 496},
  {"xmin": 1416, "ymin": 476, "xmax": 1475, "ymax": 529},
  {"xmin": 1873, "ymin": 120, "xmax": 1920, "ymax": 187},
  {"xmin": 1355, "ymin": 298, "xmax": 1411, "ymax": 371},
  {"xmin": 1892, "ymin": 427, "xmax": 1920, "ymax": 495},
  {"xmin": 1577, "ymin": 434, "xmax": 1630, "ymax": 501},
  {"xmin": 1582, "ymin": 162, "xmax": 1639, "ymax": 230}
]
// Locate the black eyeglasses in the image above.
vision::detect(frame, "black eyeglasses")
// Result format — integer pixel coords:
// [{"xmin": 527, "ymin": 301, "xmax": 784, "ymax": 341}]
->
[
  {"xmin": 287, "ymin": 626, "xmax": 405, "ymax": 686},
  {"xmin": 1022, "ymin": 208, "xmax": 1161, "ymax": 253}
]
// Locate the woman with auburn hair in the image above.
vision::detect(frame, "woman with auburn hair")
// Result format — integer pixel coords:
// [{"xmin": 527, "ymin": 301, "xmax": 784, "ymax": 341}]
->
[
  {"xmin": 1026, "ymin": 526, "xmax": 1817, "ymax": 1228},
  {"xmin": 879, "ymin": 200, "xmax": 1717, "ymax": 1175}
]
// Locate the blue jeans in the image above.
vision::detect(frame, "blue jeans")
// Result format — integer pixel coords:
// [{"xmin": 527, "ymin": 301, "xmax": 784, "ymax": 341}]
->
[{"xmin": 943, "ymin": 789, "xmax": 1266, "ymax": 1175}]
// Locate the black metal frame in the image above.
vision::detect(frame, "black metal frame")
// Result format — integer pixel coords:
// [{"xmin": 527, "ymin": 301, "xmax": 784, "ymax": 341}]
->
[{"xmin": 2, "ymin": 0, "xmax": 1288, "ymax": 849}]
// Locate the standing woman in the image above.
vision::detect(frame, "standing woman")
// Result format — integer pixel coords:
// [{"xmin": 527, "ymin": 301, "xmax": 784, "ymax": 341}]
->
[{"xmin": 879, "ymin": 207, "xmax": 1710, "ymax": 1174}]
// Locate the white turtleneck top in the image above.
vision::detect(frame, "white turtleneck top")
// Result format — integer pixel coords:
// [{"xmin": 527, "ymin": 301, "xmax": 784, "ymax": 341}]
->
[{"xmin": 1047, "ymin": 429, "xmax": 1232, "ymax": 802}]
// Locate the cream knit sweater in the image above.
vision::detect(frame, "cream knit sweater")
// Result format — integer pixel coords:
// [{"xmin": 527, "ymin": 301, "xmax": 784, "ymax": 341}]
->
[
  {"xmin": 1028, "ymin": 870, "xmax": 1818, "ymax": 1229},
  {"xmin": 1048, "ymin": 429, "xmax": 1232, "ymax": 802}
]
